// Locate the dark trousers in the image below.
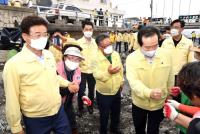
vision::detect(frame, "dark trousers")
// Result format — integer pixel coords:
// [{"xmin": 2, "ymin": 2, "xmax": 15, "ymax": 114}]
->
[
  {"xmin": 105, "ymin": 18, "xmax": 108, "ymax": 26},
  {"xmin": 199, "ymin": 38, "xmax": 200, "ymax": 44},
  {"xmin": 78, "ymin": 73, "xmax": 96, "ymax": 110},
  {"xmin": 192, "ymin": 37, "xmax": 196, "ymax": 42},
  {"xmin": 115, "ymin": 42, "xmax": 121, "ymax": 53},
  {"xmin": 94, "ymin": 19, "xmax": 97, "ymax": 25},
  {"xmin": 132, "ymin": 103, "xmax": 164, "ymax": 134},
  {"xmin": 64, "ymin": 100, "xmax": 77, "ymax": 130},
  {"xmin": 99, "ymin": 17, "xmax": 104, "ymax": 26},
  {"xmin": 129, "ymin": 47, "xmax": 135, "ymax": 53},
  {"xmin": 124, "ymin": 42, "xmax": 128, "ymax": 52},
  {"xmin": 23, "ymin": 105, "xmax": 71, "ymax": 134},
  {"xmin": 96, "ymin": 90, "xmax": 121, "ymax": 134}
]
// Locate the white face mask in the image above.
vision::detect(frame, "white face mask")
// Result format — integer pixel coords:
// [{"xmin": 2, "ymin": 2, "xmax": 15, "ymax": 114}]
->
[
  {"xmin": 30, "ymin": 37, "xmax": 48, "ymax": 50},
  {"xmin": 163, "ymin": 33, "xmax": 171, "ymax": 39},
  {"xmin": 84, "ymin": 31, "xmax": 93, "ymax": 38},
  {"xmin": 193, "ymin": 58, "xmax": 199, "ymax": 62},
  {"xmin": 65, "ymin": 59, "xmax": 79, "ymax": 71},
  {"xmin": 141, "ymin": 49, "xmax": 157, "ymax": 58},
  {"xmin": 170, "ymin": 29, "xmax": 179, "ymax": 37},
  {"xmin": 104, "ymin": 45, "xmax": 113, "ymax": 55}
]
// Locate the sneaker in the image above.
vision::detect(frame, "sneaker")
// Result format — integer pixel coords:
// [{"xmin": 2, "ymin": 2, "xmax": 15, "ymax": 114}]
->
[
  {"xmin": 77, "ymin": 109, "xmax": 84, "ymax": 117},
  {"xmin": 87, "ymin": 106, "xmax": 93, "ymax": 114}
]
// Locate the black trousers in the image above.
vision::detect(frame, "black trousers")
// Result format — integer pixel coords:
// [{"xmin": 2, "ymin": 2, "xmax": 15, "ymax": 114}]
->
[
  {"xmin": 124, "ymin": 42, "xmax": 128, "ymax": 52},
  {"xmin": 64, "ymin": 100, "xmax": 77, "ymax": 130},
  {"xmin": 96, "ymin": 90, "xmax": 121, "ymax": 134},
  {"xmin": 132, "ymin": 103, "xmax": 164, "ymax": 134},
  {"xmin": 199, "ymin": 38, "xmax": 200, "ymax": 44},
  {"xmin": 115, "ymin": 41, "xmax": 121, "ymax": 53},
  {"xmin": 94, "ymin": 19, "xmax": 97, "ymax": 25},
  {"xmin": 78, "ymin": 73, "xmax": 96, "ymax": 110},
  {"xmin": 99, "ymin": 17, "xmax": 104, "ymax": 26},
  {"xmin": 192, "ymin": 37, "xmax": 196, "ymax": 42}
]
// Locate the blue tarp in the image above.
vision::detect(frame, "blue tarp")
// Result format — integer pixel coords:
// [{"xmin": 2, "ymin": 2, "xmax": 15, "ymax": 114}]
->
[{"xmin": 0, "ymin": 0, "xmax": 8, "ymax": 5}]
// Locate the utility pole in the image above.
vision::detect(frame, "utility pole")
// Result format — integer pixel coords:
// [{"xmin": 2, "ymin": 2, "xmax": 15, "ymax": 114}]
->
[
  {"xmin": 171, "ymin": 0, "xmax": 174, "ymax": 18},
  {"xmin": 163, "ymin": 0, "xmax": 165, "ymax": 17},
  {"xmin": 150, "ymin": 0, "xmax": 153, "ymax": 19},
  {"xmin": 188, "ymin": 0, "xmax": 191, "ymax": 23},
  {"xmin": 179, "ymin": 0, "xmax": 182, "ymax": 16}
]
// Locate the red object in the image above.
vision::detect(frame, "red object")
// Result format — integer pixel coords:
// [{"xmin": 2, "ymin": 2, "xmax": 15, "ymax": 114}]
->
[
  {"xmin": 82, "ymin": 97, "xmax": 92, "ymax": 106},
  {"xmin": 164, "ymin": 103, "xmax": 172, "ymax": 119},
  {"xmin": 170, "ymin": 86, "xmax": 181, "ymax": 97},
  {"xmin": 179, "ymin": 104, "xmax": 200, "ymax": 116}
]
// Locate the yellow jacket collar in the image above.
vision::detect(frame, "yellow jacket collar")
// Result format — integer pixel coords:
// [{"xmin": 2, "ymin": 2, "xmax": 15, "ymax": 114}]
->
[
  {"xmin": 168, "ymin": 35, "xmax": 188, "ymax": 46},
  {"xmin": 22, "ymin": 45, "xmax": 51, "ymax": 62},
  {"xmin": 80, "ymin": 36, "xmax": 95, "ymax": 44}
]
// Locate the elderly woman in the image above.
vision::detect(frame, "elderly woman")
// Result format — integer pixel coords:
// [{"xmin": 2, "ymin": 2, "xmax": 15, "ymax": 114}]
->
[{"xmin": 57, "ymin": 44, "xmax": 91, "ymax": 134}]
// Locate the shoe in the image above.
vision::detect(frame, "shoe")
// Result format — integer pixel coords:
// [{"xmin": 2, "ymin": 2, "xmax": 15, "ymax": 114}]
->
[
  {"xmin": 110, "ymin": 129, "xmax": 122, "ymax": 134},
  {"xmin": 87, "ymin": 106, "xmax": 93, "ymax": 114},
  {"xmin": 77, "ymin": 109, "xmax": 84, "ymax": 117},
  {"xmin": 72, "ymin": 128, "xmax": 79, "ymax": 134}
]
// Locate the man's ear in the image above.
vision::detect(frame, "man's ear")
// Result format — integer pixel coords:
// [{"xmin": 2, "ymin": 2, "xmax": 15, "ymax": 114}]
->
[
  {"xmin": 180, "ymin": 28, "xmax": 184, "ymax": 33},
  {"xmin": 22, "ymin": 33, "xmax": 28, "ymax": 42}
]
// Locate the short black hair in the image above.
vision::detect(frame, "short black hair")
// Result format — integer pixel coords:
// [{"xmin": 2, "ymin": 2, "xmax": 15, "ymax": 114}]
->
[
  {"xmin": 137, "ymin": 26, "xmax": 160, "ymax": 47},
  {"xmin": 49, "ymin": 29, "xmax": 64, "ymax": 37},
  {"xmin": 95, "ymin": 33, "xmax": 109, "ymax": 46},
  {"xmin": 62, "ymin": 44, "xmax": 83, "ymax": 54},
  {"xmin": 159, "ymin": 28, "xmax": 166, "ymax": 34},
  {"xmin": 53, "ymin": 29, "xmax": 64, "ymax": 35},
  {"xmin": 164, "ymin": 26, "xmax": 171, "ymax": 31},
  {"xmin": 170, "ymin": 19, "xmax": 185, "ymax": 28},
  {"xmin": 178, "ymin": 62, "xmax": 200, "ymax": 99},
  {"xmin": 82, "ymin": 20, "xmax": 94, "ymax": 29},
  {"xmin": 20, "ymin": 15, "xmax": 48, "ymax": 34},
  {"xmin": 138, "ymin": 25, "xmax": 144, "ymax": 30}
]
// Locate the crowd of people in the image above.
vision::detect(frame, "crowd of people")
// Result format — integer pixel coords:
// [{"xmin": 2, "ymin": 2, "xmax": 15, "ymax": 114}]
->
[
  {"xmin": 2, "ymin": 15, "xmax": 200, "ymax": 134},
  {"xmin": 92, "ymin": 8, "xmax": 110, "ymax": 26}
]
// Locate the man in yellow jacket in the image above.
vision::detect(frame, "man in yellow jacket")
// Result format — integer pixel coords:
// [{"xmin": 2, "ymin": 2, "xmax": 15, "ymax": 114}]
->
[
  {"xmin": 109, "ymin": 31, "xmax": 116, "ymax": 44},
  {"xmin": 115, "ymin": 31, "xmax": 123, "ymax": 53},
  {"xmin": 77, "ymin": 21, "xmax": 98, "ymax": 115},
  {"xmin": 161, "ymin": 19, "xmax": 193, "ymax": 76},
  {"xmin": 92, "ymin": 8, "xmax": 98, "ymax": 25},
  {"xmin": 93, "ymin": 33, "xmax": 123, "ymax": 134},
  {"xmin": 128, "ymin": 30, "xmax": 136, "ymax": 53},
  {"xmin": 162, "ymin": 19, "xmax": 194, "ymax": 134},
  {"xmin": 126, "ymin": 26, "xmax": 174, "ymax": 134},
  {"xmin": 11, "ymin": 0, "xmax": 23, "ymax": 7},
  {"xmin": 123, "ymin": 31, "xmax": 129, "ymax": 52},
  {"xmin": 2, "ymin": 16, "xmax": 79, "ymax": 134}
]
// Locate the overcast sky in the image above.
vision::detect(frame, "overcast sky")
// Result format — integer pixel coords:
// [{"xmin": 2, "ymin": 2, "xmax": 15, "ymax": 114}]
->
[{"xmin": 111, "ymin": 0, "xmax": 200, "ymax": 19}]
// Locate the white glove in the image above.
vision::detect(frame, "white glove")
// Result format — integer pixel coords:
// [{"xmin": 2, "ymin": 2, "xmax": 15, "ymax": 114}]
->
[
  {"xmin": 163, "ymin": 103, "xmax": 179, "ymax": 121},
  {"xmin": 167, "ymin": 100, "xmax": 180, "ymax": 109}
]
